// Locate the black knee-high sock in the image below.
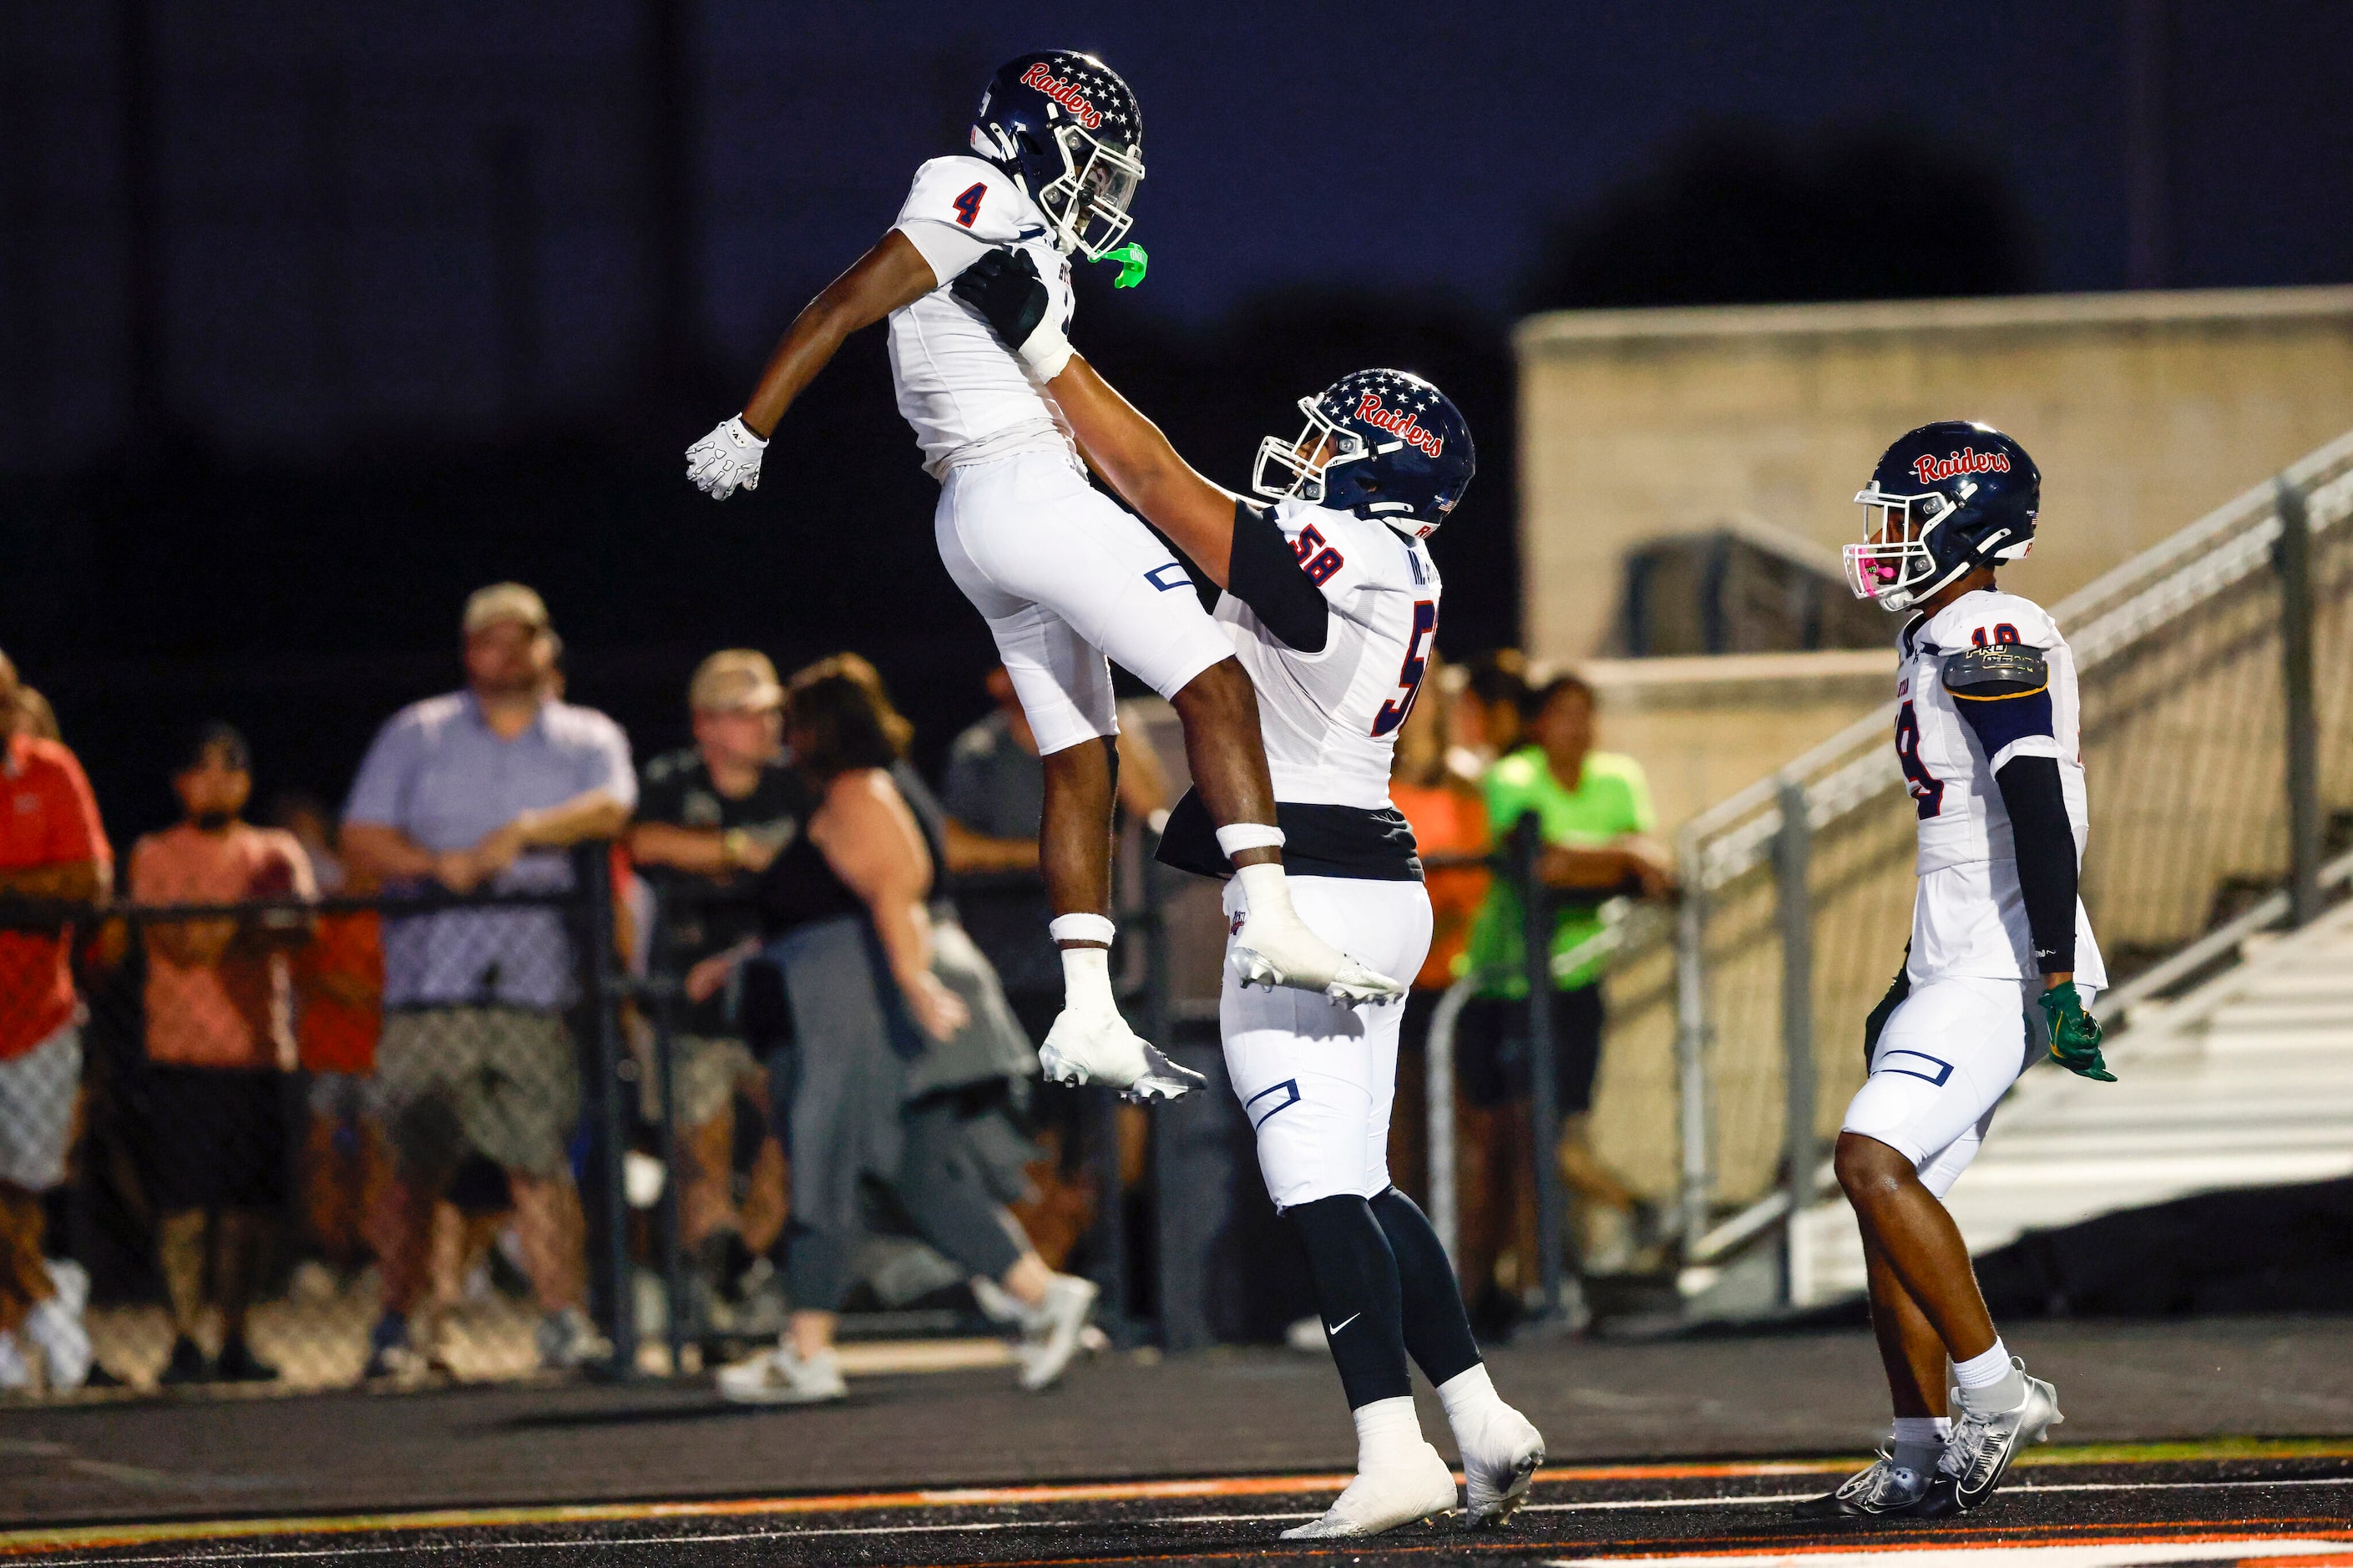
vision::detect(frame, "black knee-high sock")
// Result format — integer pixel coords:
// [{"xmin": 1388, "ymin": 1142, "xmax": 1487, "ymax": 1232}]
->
[
  {"xmin": 1285, "ymin": 1194, "xmax": 1412, "ymax": 1409},
  {"xmin": 1370, "ymin": 1186, "xmax": 1482, "ymax": 1388}
]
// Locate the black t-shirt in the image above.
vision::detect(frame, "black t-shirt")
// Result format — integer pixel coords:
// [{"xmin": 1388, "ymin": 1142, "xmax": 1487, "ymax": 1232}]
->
[{"xmin": 635, "ymin": 747, "xmax": 810, "ymax": 1035}]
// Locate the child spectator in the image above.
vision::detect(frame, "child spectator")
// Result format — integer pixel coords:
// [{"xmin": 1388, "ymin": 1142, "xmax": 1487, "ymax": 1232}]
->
[{"xmin": 129, "ymin": 723, "xmax": 316, "ymax": 1383}]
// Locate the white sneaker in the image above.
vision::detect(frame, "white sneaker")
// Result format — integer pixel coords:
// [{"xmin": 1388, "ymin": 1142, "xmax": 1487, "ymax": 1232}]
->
[
  {"xmin": 24, "ymin": 1259, "xmax": 92, "ymax": 1392},
  {"xmin": 716, "ymin": 1341, "xmax": 847, "ymax": 1405},
  {"xmin": 1456, "ymin": 1399, "xmax": 1546, "ymax": 1529},
  {"xmin": 1281, "ymin": 1439, "xmax": 1458, "ymax": 1538},
  {"xmin": 1039, "ymin": 1009, "xmax": 1205, "ymax": 1102},
  {"xmin": 1016, "ymin": 1274, "xmax": 1099, "ymax": 1393},
  {"xmin": 1230, "ymin": 912, "xmax": 1404, "ymax": 1008},
  {"xmin": 534, "ymin": 1306, "xmax": 613, "ymax": 1373}
]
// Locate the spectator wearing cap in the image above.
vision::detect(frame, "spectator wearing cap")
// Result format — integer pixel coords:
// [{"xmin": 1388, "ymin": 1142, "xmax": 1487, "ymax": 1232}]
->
[
  {"xmin": 341, "ymin": 584, "xmax": 635, "ymax": 1377},
  {"xmin": 626, "ymin": 651, "xmax": 804, "ymax": 1320},
  {"xmin": 129, "ymin": 722, "xmax": 317, "ymax": 1385},
  {"xmin": 0, "ymin": 649, "xmax": 110, "ymax": 1393}
]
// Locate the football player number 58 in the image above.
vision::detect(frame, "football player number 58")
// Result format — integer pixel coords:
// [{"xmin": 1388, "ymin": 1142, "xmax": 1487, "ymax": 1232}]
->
[{"xmin": 1372, "ymin": 601, "xmax": 1439, "ymax": 737}]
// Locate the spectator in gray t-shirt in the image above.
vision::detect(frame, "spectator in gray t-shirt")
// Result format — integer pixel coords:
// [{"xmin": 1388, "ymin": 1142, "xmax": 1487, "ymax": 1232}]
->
[
  {"xmin": 941, "ymin": 667, "xmax": 1167, "ymax": 1041},
  {"xmin": 341, "ymin": 583, "xmax": 635, "ymax": 1378}
]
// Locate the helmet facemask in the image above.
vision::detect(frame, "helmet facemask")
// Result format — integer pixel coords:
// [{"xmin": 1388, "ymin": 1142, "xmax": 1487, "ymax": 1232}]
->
[
  {"xmin": 1843, "ymin": 481, "xmax": 1968, "ymax": 610},
  {"xmin": 1252, "ymin": 397, "xmax": 1371, "ymax": 508},
  {"xmin": 1030, "ymin": 121, "xmax": 1142, "ymax": 260}
]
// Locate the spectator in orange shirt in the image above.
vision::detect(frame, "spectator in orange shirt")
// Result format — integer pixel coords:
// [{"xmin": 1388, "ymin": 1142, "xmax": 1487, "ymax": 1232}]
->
[
  {"xmin": 0, "ymin": 649, "xmax": 110, "ymax": 1393},
  {"xmin": 273, "ymin": 794, "xmax": 387, "ymax": 1287},
  {"xmin": 1384, "ymin": 655, "xmax": 1490, "ymax": 1211},
  {"xmin": 129, "ymin": 724, "xmax": 316, "ymax": 1384}
]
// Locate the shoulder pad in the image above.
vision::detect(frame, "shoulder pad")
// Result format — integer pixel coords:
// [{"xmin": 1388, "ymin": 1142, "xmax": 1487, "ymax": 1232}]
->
[{"xmin": 1942, "ymin": 643, "xmax": 2047, "ymax": 697}]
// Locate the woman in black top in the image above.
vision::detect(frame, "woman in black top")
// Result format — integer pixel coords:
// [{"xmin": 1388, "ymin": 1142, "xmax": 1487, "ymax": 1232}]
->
[{"xmin": 722, "ymin": 661, "xmax": 1096, "ymax": 1404}]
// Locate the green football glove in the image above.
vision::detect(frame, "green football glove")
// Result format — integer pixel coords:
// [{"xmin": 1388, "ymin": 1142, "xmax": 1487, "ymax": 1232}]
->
[
  {"xmin": 2038, "ymin": 981, "xmax": 2115, "ymax": 1082},
  {"xmin": 1862, "ymin": 967, "xmax": 1910, "ymax": 1066}
]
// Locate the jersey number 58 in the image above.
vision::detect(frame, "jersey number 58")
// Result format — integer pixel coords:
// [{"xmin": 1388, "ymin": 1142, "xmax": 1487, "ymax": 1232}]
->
[{"xmin": 1372, "ymin": 600, "xmax": 1439, "ymax": 737}]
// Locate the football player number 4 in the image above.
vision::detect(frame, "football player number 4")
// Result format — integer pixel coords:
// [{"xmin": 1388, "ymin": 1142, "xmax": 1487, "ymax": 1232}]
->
[
  {"xmin": 951, "ymin": 183, "xmax": 986, "ymax": 228},
  {"xmin": 1372, "ymin": 601, "xmax": 1439, "ymax": 737}
]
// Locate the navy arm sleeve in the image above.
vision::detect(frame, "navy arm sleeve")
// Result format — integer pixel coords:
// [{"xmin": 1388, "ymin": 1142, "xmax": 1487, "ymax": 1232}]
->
[
  {"xmin": 1993, "ymin": 755, "xmax": 2077, "ymax": 974},
  {"xmin": 1227, "ymin": 501, "xmax": 1330, "ymax": 654}
]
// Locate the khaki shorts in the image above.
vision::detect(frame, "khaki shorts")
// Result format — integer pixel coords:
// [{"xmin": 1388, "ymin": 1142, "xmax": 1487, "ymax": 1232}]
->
[
  {"xmin": 0, "ymin": 1023, "xmax": 79, "ymax": 1191},
  {"xmin": 377, "ymin": 1007, "xmax": 580, "ymax": 1181},
  {"xmin": 638, "ymin": 1034, "xmax": 762, "ymax": 1129}
]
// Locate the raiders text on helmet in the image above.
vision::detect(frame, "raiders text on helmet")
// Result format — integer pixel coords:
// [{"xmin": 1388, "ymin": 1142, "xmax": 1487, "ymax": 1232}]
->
[
  {"xmin": 969, "ymin": 51, "xmax": 1144, "ymax": 262},
  {"xmin": 1252, "ymin": 369, "xmax": 1475, "ymax": 539},
  {"xmin": 1844, "ymin": 420, "xmax": 2041, "ymax": 611}
]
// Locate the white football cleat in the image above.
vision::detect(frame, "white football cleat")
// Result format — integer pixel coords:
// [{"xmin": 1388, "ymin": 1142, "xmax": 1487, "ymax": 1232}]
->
[
  {"xmin": 716, "ymin": 1342, "xmax": 847, "ymax": 1406},
  {"xmin": 1457, "ymin": 1400, "xmax": 1546, "ymax": 1529},
  {"xmin": 1280, "ymin": 1440, "xmax": 1458, "ymax": 1539},
  {"xmin": 1229, "ymin": 911, "xmax": 1404, "ymax": 1008},
  {"xmin": 1039, "ymin": 1009, "xmax": 1206, "ymax": 1102}
]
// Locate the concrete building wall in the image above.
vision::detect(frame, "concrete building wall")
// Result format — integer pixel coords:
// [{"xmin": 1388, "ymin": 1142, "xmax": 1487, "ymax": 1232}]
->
[{"xmin": 1516, "ymin": 287, "xmax": 2353, "ymax": 662}]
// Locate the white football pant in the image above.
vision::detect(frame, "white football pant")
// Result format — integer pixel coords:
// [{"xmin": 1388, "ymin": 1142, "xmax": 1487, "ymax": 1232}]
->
[
  {"xmin": 935, "ymin": 448, "xmax": 1237, "ymax": 756},
  {"xmin": 1220, "ymin": 875, "xmax": 1434, "ymax": 1210}
]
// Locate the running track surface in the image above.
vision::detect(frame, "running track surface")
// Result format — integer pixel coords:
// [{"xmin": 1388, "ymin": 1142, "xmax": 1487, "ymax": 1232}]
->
[{"xmin": 4, "ymin": 1443, "xmax": 2350, "ymax": 1568}]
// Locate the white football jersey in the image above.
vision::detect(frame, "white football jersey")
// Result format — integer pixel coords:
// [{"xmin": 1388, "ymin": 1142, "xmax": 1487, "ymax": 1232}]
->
[
  {"xmin": 888, "ymin": 155, "xmax": 1077, "ymax": 478},
  {"xmin": 1896, "ymin": 588, "xmax": 2105, "ymax": 987},
  {"xmin": 1216, "ymin": 498, "xmax": 1442, "ymax": 811}
]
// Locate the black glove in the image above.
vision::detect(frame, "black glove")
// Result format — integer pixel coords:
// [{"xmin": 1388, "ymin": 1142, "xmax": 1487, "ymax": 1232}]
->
[
  {"xmin": 2039, "ymin": 981, "xmax": 2116, "ymax": 1082},
  {"xmin": 1862, "ymin": 965, "xmax": 1910, "ymax": 1067},
  {"xmin": 950, "ymin": 248, "xmax": 1050, "ymax": 347}
]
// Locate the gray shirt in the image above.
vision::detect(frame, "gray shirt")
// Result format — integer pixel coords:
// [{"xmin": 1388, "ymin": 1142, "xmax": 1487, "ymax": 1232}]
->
[
  {"xmin": 344, "ymin": 690, "xmax": 636, "ymax": 1010},
  {"xmin": 939, "ymin": 711, "xmax": 1058, "ymax": 1003}
]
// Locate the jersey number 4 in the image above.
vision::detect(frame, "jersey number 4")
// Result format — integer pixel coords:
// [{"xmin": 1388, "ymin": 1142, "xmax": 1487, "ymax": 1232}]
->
[
  {"xmin": 1372, "ymin": 600, "xmax": 1439, "ymax": 737},
  {"xmin": 951, "ymin": 183, "xmax": 986, "ymax": 228},
  {"xmin": 1894, "ymin": 701, "xmax": 1945, "ymax": 819}
]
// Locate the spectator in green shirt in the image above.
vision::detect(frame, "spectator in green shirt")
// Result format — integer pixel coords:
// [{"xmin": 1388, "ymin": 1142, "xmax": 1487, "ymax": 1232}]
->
[{"xmin": 1455, "ymin": 674, "xmax": 1672, "ymax": 1326}]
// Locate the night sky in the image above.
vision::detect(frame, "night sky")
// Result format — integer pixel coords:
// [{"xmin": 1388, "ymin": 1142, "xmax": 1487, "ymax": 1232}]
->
[
  {"xmin": 7, "ymin": 1, "xmax": 2350, "ymax": 464},
  {"xmin": 3, "ymin": 0, "xmax": 2350, "ymax": 832}
]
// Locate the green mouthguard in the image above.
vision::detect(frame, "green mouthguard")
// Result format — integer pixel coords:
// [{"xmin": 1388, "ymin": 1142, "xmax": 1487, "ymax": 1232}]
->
[{"xmin": 1103, "ymin": 243, "xmax": 1148, "ymax": 289}]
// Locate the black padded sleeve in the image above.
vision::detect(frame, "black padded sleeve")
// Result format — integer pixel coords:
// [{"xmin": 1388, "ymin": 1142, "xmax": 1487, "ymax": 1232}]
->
[
  {"xmin": 1994, "ymin": 754, "xmax": 2078, "ymax": 974},
  {"xmin": 1227, "ymin": 501, "xmax": 1330, "ymax": 654}
]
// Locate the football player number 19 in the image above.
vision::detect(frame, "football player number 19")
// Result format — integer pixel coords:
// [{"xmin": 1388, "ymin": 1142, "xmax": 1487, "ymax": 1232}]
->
[
  {"xmin": 1372, "ymin": 600, "xmax": 1439, "ymax": 738},
  {"xmin": 1894, "ymin": 701, "xmax": 1945, "ymax": 819},
  {"xmin": 952, "ymin": 183, "xmax": 986, "ymax": 228}
]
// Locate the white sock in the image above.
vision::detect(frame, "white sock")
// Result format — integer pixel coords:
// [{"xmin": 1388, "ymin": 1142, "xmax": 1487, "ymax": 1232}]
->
[
  {"xmin": 1435, "ymin": 1363, "xmax": 1505, "ymax": 1436},
  {"xmin": 1060, "ymin": 944, "xmax": 1117, "ymax": 1015},
  {"xmin": 1233, "ymin": 861, "xmax": 1298, "ymax": 926},
  {"xmin": 1889, "ymin": 1415, "xmax": 1951, "ymax": 1474},
  {"xmin": 1352, "ymin": 1395, "xmax": 1425, "ymax": 1472},
  {"xmin": 1952, "ymin": 1338, "xmax": 2026, "ymax": 1414}
]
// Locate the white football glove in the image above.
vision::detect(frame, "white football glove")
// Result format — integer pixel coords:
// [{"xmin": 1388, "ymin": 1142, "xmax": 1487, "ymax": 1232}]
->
[{"xmin": 686, "ymin": 416, "xmax": 767, "ymax": 499}]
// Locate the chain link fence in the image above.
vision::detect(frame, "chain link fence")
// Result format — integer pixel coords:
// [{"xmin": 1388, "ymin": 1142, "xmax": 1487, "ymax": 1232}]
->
[{"xmin": 0, "ymin": 858, "xmax": 627, "ymax": 1396}]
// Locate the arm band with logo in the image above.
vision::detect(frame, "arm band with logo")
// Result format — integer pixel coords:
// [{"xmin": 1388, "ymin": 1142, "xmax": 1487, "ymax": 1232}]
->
[
  {"xmin": 1994, "ymin": 754, "xmax": 2077, "ymax": 974},
  {"xmin": 1227, "ymin": 502, "xmax": 1329, "ymax": 654}
]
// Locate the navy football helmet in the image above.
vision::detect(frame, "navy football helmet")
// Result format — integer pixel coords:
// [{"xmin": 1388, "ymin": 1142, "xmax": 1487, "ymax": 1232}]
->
[
  {"xmin": 969, "ymin": 51, "xmax": 1144, "ymax": 262},
  {"xmin": 1844, "ymin": 420, "xmax": 2040, "ymax": 611},
  {"xmin": 1252, "ymin": 369, "xmax": 1475, "ymax": 539}
]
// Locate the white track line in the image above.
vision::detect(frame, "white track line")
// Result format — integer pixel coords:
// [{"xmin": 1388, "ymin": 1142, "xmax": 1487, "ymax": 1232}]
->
[{"xmin": 28, "ymin": 1475, "xmax": 2353, "ymax": 1566}]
